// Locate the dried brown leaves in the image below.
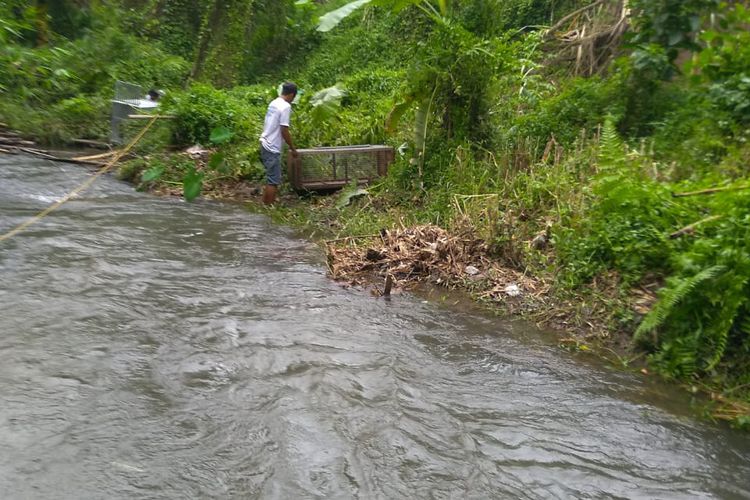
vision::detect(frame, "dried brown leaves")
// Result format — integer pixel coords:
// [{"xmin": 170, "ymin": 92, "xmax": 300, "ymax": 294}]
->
[{"xmin": 326, "ymin": 224, "xmax": 547, "ymax": 303}]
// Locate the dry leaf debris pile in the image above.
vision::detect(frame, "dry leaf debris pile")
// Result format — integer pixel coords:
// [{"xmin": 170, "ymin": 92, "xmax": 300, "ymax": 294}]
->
[{"xmin": 326, "ymin": 224, "xmax": 547, "ymax": 302}]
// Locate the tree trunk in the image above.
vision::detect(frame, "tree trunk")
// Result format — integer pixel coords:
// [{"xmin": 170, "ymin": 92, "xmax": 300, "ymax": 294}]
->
[
  {"xmin": 190, "ymin": 0, "xmax": 254, "ymax": 87},
  {"xmin": 34, "ymin": 1, "xmax": 49, "ymax": 46},
  {"xmin": 190, "ymin": 0, "xmax": 224, "ymax": 81}
]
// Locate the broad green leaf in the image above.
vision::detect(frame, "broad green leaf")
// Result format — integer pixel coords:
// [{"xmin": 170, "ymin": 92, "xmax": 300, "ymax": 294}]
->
[
  {"xmin": 336, "ymin": 187, "xmax": 369, "ymax": 209},
  {"xmin": 667, "ymin": 31, "xmax": 684, "ymax": 47},
  {"xmin": 701, "ymin": 31, "xmax": 716, "ymax": 43},
  {"xmin": 317, "ymin": 0, "xmax": 372, "ymax": 32},
  {"xmin": 309, "ymin": 85, "xmax": 346, "ymax": 124},
  {"xmin": 141, "ymin": 166, "xmax": 164, "ymax": 182},
  {"xmin": 310, "ymin": 85, "xmax": 346, "ymax": 107},
  {"xmin": 183, "ymin": 167, "xmax": 204, "ymax": 202},
  {"xmin": 311, "ymin": 102, "xmax": 340, "ymax": 124},
  {"xmin": 208, "ymin": 152, "xmax": 228, "ymax": 172},
  {"xmin": 209, "ymin": 126, "xmax": 233, "ymax": 145},
  {"xmin": 385, "ymin": 98, "xmax": 415, "ymax": 133},
  {"xmin": 436, "ymin": 0, "xmax": 449, "ymax": 16},
  {"xmin": 414, "ymin": 101, "xmax": 429, "ymax": 153}
]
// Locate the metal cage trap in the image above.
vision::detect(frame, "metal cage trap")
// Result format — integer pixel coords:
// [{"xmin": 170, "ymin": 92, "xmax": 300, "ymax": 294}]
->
[
  {"xmin": 287, "ymin": 145, "xmax": 395, "ymax": 192},
  {"xmin": 110, "ymin": 81, "xmax": 159, "ymax": 144}
]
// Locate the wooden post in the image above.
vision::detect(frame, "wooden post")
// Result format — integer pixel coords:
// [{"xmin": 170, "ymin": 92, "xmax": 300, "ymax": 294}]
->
[{"xmin": 384, "ymin": 274, "xmax": 394, "ymax": 298}]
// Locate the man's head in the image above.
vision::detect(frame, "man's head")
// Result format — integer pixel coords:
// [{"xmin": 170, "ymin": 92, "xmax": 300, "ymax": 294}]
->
[{"xmin": 281, "ymin": 82, "xmax": 298, "ymax": 102}]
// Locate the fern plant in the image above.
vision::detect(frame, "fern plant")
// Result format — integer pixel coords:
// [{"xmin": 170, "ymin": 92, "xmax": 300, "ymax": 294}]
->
[
  {"xmin": 741, "ymin": 315, "xmax": 750, "ymax": 337},
  {"xmin": 556, "ymin": 120, "xmax": 695, "ymax": 285},
  {"xmin": 634, "ymin": 265, "xmax": 726, "ymax": 344},
  {"xmin": 638, "ymin": 189, "xmax": 750, "ymax": 379},
  {"xmin": 598, "ymin": 117, "xmax": 626, "ymax": 169}
]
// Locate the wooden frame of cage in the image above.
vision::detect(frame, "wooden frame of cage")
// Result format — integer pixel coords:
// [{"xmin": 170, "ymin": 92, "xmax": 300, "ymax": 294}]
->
[{"xmin": 287, "ymin": 145, "xmax": 395, "ymax": 192}]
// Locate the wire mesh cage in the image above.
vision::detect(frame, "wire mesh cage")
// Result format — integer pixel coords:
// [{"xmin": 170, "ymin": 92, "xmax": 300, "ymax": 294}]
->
[
  {"xmin": 114, "ymin": 81, "xmax": 144, "ymax": 106},
  {"xmin": 110, "ymin": 81, "xmax": 159, "ymax": 144},
  {"xmin": 288, "ymin": 145, "xmax": 395, "ymax": 192}
]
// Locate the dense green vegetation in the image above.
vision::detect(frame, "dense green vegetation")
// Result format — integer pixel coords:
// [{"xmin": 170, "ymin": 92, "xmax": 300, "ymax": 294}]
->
[{"xmin": 2, "ymin": 0, "xmax": 749, "ymax": 426}]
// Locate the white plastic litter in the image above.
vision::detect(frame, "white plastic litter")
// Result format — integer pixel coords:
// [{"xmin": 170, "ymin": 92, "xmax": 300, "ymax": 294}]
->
[
  {"xmin": 186, "ymin": 145, "xmax": 207, "ymax": 158},
  {"xmin": 465, "ymin": 265, "xmax": 480, "ymax": 276}
]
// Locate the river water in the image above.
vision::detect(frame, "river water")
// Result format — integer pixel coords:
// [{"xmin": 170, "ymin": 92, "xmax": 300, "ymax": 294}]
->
[{"xmin": 1, "ymin": 155, "xmax": 749, "ymax": 499}]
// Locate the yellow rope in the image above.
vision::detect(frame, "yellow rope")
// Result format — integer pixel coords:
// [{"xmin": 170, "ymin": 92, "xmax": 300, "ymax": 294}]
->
[{"xmin": 0, "ymin": 116, "xmax": 158, "ymax": 243}]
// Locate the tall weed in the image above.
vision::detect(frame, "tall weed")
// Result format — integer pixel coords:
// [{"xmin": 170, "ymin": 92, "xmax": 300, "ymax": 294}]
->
[{"xmin": 556, "ymin": 123, "xmax": 690, "ymax": 285}]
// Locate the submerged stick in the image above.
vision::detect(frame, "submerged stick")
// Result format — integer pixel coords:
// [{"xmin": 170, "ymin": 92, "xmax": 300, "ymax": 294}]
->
[
  {"xmin": 0, "ymin": 137, "xmax": 35, "ymax": 146},
  {"xmin": 384, "ymin": 274, "xmax": 394, "ymax": 297},
  {"xmin": 72, "ymin": 138, "xmax": 110, "ymax": 149},
  {"xmin": 18, "ymin": 147, "xmax": 56, "ymax": 159},
  {"xmin": 18, "ymin": 147, "xmax": 106, "ymax": 166}
]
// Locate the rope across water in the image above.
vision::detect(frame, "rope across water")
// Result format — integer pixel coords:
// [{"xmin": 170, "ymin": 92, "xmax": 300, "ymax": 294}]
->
[{"xmin": 0, "ymin": 116, "xmax": 158, "ymax": 243}]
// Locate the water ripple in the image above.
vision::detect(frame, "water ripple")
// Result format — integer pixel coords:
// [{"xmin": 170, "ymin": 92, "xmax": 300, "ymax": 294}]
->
[{"xmin": 1, "ymin": 156, "xmax": 750, "ymax": 499}]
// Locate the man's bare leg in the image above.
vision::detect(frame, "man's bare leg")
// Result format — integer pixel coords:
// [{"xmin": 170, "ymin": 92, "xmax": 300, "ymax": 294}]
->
[{"xmin": 263, "ymin": 184, "xmax": 278, "ymax": 205}]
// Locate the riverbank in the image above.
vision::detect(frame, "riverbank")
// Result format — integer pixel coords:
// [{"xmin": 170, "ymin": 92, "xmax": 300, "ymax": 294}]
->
[
  {"xmin": 1, "ymin": 120, "xmax": 748, "ymax": 429},
  {"xmin": 6, "ymin": 151, "xmax": 750, "ymax": 496},
  {"xmin": 106, "ymin": 141, "xmax": 750, "ymax": 429},
  {"xmin": 10, "ymin": 133, "xmax": 749, "ymax": 433},
  {"xmin": 247, "ymin": 184, "xmax": 750, "ymax": 428},
  {"xmin": 256, "ymin": 188, "xmax": 750, "ymax": 429},
  {"xmin": 4, "ymin": 0, "xmax": 750, "ymax": 430}
]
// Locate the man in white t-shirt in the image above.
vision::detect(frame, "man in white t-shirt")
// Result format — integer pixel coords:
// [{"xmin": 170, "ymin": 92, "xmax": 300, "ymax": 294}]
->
[{"xmin": 259, "ymin": 82, "xmax": 298, "ymax": 205}]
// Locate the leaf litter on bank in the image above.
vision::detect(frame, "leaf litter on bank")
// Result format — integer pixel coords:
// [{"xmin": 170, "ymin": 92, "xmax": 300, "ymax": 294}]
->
[{"xmin": 326, "ymin": 223, "xmax": 547, "ymax": 302}]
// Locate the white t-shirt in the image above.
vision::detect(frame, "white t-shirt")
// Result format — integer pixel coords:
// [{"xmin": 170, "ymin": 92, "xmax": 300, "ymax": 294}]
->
[{"xmin": 259, "ymin": 97, "xmax": 292, "ymax": 154}]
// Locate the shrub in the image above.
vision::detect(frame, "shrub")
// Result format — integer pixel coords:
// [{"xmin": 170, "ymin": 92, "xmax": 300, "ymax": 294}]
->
[
  {"xmin": 298, "ymin": 11, "xmax": 406, "ymax": 88},
  {"xmin": 165, "ymin": 83, "xmax": 260, "ymax": 145},
  {"xmin": 636, "ymin": 189, "xmax": 750, "ymax": 380},
  {"xmin": 510, "ymin": 77, "xmax": 621, "ymax": 150},
  {"xmin": 555, "ymin": 122, "xmax": 695, "ymax": 285},
  {"xmin": 649, "ymin": 86, "xmax": 733, "ymax": 177}
]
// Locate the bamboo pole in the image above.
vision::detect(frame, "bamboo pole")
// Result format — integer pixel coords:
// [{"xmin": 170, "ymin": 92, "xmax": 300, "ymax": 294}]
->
[
  {"xmin": 127, "ymin": 114, "xmax": 176, "ymax": 119},
  {"xmin": 669, "ymin": 215, "xmax": 723, "ymax": 239},
  {"xmin": 0, "ymin": 117, "xmax": 158, "ymax": 243},
  {"xmin": 672, "ymin": 185, "xmax": 750, "ymax": 197}
]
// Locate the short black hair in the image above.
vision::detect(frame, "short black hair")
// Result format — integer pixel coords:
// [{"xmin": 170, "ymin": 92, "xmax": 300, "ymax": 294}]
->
[{"xmin": 281, "ymin": 82, "xmax": 298, "ymax": 96}]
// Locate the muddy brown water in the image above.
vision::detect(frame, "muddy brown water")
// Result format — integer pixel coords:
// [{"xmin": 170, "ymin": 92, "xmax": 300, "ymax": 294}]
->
[{"xmin": 1, "ymin": 155, "xmax": 750, "ymax": 499}]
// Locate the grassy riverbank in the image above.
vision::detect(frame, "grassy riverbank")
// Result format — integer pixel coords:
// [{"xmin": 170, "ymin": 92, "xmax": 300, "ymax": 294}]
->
[{"xmin": 2, "ymin": 0, "xmax": 750, "ymax": 427}]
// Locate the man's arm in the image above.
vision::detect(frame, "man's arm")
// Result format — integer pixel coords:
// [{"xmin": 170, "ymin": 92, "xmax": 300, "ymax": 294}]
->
[{"xmin": 281, "ymin": 126, "xmax": 297, "ymax": 156}]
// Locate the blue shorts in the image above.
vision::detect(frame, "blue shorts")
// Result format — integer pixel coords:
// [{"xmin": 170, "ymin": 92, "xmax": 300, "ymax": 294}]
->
[{"xmin": 260, "ymin": 146, "xmax": 282, "ymax": 186}]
